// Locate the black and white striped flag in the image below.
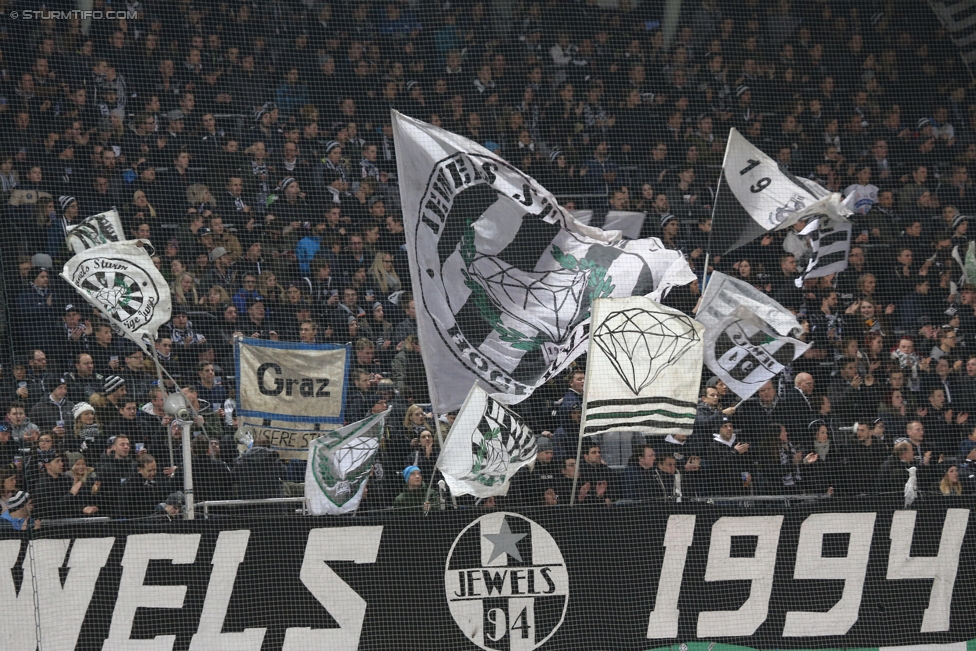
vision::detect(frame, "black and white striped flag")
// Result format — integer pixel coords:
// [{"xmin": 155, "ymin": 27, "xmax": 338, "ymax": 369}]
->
[{"xmin": 793, "ymin": 216, "xmax": 853, "ymax": 287}]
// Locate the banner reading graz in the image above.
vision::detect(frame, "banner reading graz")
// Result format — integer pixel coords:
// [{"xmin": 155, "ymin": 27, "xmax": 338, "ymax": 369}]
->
[
  {"xmin": 235, "ymin": 338, "xmax": 350, "ymax": 459},
  {"xmin": 2, "ymin": 499, "xmax": 975, "ymax": 651}
]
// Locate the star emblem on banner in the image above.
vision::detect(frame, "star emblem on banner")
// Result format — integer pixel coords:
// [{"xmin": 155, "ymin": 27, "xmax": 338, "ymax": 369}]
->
[{"xmin": 482, "ymin": 518, "xmax": 526, "ymax": 563}]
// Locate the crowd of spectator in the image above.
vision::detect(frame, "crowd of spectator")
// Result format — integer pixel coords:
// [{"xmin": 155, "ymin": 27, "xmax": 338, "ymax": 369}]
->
[{"xmin": 3, "ymin": 0, "xmax": 976, "ymax": 524}]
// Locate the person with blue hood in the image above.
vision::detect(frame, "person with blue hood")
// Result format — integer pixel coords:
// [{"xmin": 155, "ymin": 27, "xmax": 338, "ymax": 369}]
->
[{"xmin": 393, "ymin": 465, "xmax": 430, "ymax": 514}]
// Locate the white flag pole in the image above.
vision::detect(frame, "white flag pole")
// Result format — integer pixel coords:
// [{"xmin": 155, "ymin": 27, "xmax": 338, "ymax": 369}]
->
[{"xmin": 426, "ymin": 413, "xmax": 458, "ymax": 509}]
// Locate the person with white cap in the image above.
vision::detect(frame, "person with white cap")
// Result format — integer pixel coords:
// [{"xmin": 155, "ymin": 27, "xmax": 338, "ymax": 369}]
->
[{"xmin": 71, "ymin": 401, "xmax": 102, "ymax": 452}]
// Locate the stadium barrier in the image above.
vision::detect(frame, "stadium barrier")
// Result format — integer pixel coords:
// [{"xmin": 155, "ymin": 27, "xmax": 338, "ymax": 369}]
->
[{"xmin": 2, "ymin": 498, "xmax": 974, "ymax": 651}]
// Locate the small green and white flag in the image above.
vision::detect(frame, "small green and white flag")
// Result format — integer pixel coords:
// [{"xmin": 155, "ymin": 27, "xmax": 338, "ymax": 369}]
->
[
  {"xmin": 305, "ymin": 408, "xmax": 390, "ymax": 516},
  {"xmin": 438, "ymin": 385, "xmax": 537, "ymax": 498}
]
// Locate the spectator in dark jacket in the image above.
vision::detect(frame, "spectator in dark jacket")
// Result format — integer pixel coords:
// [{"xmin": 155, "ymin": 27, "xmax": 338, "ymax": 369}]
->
[
  {"xmin": 345, "ymin": 368, "xmax": 386, "ymax": 424},
  {"xmin": 706, "ymin": 417, "xmax": 753, "ymax": 495},
  {"xmin": 32, "ymin": 450, "xmax": 99, "ymax": 520},
  {"xmin": 122, "ymin": 453, "xmax": 175, "ymax": 518},
  {"xmin": 693, "ymin": 385, "xmax": 735, "ymax": 451},
  {"xmin": 877, "ymin": 440, "xmax": 917, "ymax": 495},
  {"xmin": 174, "ymin": 434, "xmax": 233, "ymax": 502},
  {"xmin": 95, "ymin": 435, "xmax": 139, "ymax": 518},
  {"xmin": 232, "ymin": 433, "xmax": 286, "ymax": 501}
]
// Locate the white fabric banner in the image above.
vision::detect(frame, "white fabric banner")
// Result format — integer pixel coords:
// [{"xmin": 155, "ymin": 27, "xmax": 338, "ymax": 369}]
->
[
  {"xmin": 719, "ymin": 128, "xmax": 852, "ymax": 252},
  {"xmin": 583, "ymin": 297, "xmax": 704, "ymax": 436},
  {"xmin": 697, "ymin": 272, "xmax": 811, "ymax": 400},
  {"xmin": 235, "ymin": 338, "xmax": 349, "ymax": 424},
  {"xmin": 235, "ymin": 419, "xmax": 339, "ymax": 461},
  {"xmin": 65, "ymin": 209, "xmax": 125, "ymax": 254},
  {"xmin": 60, "ymin": 240, "xmax": 172, "ymax": 349},
  {"xmin": 392, "ymin": 110, "xmax": 691, "ymax": 412},
  {"xmin": 438, "ymin": 385, "xmax": 537, "ymax": 498},
  {"xmin": 304, "ymin": 409, "xmax": 389, "ymax": 515}
]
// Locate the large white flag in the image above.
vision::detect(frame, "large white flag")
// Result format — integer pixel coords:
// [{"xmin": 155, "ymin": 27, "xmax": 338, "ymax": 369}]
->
[
  {"xmin": 304, "ymin": 409, "xmax": 389, "ymax": 515},
  {"xmin": 438, "ymin": 385, "xmax": 537, "ymax": 498},
  {"xmin": 583, "ymin": 297, "xmax": 704, "ymax": 436},
  {"xmin": 65, "ymin": 209, "xmax": 125, "ymax": 254},
  {"xmin": 697, "ymin": 272, "xmax": 811, "ymax": 400},
  {"xmin": 60, "ymin": 240, "xmax": 172, "ymax": 349},
  {"xmin": 712, "ymin": 128, "xmax": 852, "ymax": 253},
  {"xmin": 392, "ymin": 110, "xmax": 691, "ymax": 412}
]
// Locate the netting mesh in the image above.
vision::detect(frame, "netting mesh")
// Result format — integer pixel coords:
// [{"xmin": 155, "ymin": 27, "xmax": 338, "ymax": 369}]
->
[{"xmin": 2, "ymin": 1, "xmax": 976, "ymax": 650}]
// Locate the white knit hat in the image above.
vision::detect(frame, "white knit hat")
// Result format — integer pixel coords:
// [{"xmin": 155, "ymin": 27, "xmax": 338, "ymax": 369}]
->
[{"xmin": 72, "ymin": 402, "xmax": 94, "ymax": 420}]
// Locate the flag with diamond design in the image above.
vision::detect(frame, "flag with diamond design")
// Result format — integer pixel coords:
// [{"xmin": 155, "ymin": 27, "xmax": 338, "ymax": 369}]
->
[
  {"xmin": 438, "ymin": 385, "xmax": 537, "ymax": 498},
  {"xmin": 304, "ymin": 408, "xmax": 390, "ymax": 515},
  {"xmin": 582, "ymin": 297, "xmax": 704, "ymax": 436},
  {"xmin": 392, "ymin": 110, "xmax": 692, "ymax": 413},
  {"xmin": 60, "ymin": 240, "xmax": 172, "ymax": 353}
]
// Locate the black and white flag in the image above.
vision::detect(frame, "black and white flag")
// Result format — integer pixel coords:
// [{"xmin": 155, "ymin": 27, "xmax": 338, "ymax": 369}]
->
[
  {"xmin": 392, "ymin": 111, "xmax": 693, "ymax": 412},
  {"xmin": 305, "ymin": 409, "xmax": 389, "ymax": 515},
  {"xmin": 583, "ymin": 297, "xmax": 703, "ymax": 436},
  {"xmin": 60, "ymin": 241, "xmax": 172, "ymax": 350},
  {"xmin": 65, "ymin": 209, "xmax": 125, "ymax": 254},
  {"xmin": 697, "ymin": 272, "xmax": 811, "ymax": 400},
  {"xmin": 439, "ymin": 385, "xmax": 537, "ymax": 498},
  {"xmin": 711, "ymin": 128, "xmax": 852, "ymax": 253},
  {"xmin": 793, "ymin": 215, "xmax": 853, "ymax": 287}
]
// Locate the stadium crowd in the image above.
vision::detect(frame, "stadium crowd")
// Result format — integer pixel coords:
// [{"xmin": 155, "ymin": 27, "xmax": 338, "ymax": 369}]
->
[{"xmin": 3, "ymin": 0, "xmax": 976, "ymax": 525}]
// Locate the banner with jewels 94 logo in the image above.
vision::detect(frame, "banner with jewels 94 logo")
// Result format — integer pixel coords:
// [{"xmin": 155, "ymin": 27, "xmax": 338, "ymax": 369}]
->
[{"xmin": 3, "ymin": 502, "xmax": 975, "ymax": 651}]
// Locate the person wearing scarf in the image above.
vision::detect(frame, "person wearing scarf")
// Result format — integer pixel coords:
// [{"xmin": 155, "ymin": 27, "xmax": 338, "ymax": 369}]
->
[
  {"xmin": 760, "ymin": 423, "xmax": 815, "ymax": 494},
  {"xmin": 46, "ymin": 195, "xmax": 78, "ymax": 258},
  {"xmin": 891, "ymin": 337, "xmax": 927, "ymax": 394},
  {"xmin": 319, "ymin": 140, "xmax": 348, "ymax": 183}
]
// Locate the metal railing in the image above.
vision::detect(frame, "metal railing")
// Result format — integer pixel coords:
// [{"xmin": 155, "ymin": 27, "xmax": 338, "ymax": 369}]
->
[
  {"xmin": 197, "ymin": 496, "xmax": 307, "ymax": 519},
  {"xmin": 40, "ymin": 516, "xmax": 112, "ymax": 526}
]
